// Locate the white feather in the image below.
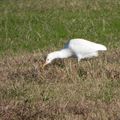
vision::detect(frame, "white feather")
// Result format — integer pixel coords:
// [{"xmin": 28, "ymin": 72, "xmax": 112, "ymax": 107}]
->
[{"xmin": 44, "ymin": 38, "xmax": 107, "ymax": 66}]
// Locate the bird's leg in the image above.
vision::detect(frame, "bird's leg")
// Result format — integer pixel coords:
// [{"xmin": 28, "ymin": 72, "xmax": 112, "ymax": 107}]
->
[
  {"xmin": 77, "ymin": 54, "xmax": 82, "ymax": 63},
  {"xmin": 78, "ymin": 58, "xmax": 81, "ymax": 63}
]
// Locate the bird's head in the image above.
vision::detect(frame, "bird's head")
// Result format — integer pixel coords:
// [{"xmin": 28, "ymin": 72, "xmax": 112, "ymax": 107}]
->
[
  {"xmin": 43, "ymin": 49, "xmax": 72, "ymax": 68},
  {"xmin": 43, "ymin": 52, "xmax": 59, "ymax": 68}
]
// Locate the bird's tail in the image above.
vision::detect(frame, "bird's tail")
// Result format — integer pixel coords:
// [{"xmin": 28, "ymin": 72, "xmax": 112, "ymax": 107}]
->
[{"xmin": 97, "ymin": 44, "xmax": 107, "ymax": 51}]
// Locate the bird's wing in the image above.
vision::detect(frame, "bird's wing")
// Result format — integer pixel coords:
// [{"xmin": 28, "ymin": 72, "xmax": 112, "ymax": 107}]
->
[{"xmin": 68, "ymin": 39, "xmax": 106, "ymax": 55}]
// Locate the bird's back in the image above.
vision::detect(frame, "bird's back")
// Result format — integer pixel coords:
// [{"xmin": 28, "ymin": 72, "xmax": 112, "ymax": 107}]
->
[{"xmin": 68, "ymin": 39, "xmax": 107, "ymax": 55}]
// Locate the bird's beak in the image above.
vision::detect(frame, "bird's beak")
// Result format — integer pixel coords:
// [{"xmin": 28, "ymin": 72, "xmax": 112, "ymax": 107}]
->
[{"xmin": 42, "ymin": 62, "xmax": 48, "ymax": 69}]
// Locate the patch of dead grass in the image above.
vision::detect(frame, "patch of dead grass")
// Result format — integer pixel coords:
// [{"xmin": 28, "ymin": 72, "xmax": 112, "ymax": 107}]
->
[{"xmin": 0, "ymin": 48, "xmax": 120, "ymax": 119}]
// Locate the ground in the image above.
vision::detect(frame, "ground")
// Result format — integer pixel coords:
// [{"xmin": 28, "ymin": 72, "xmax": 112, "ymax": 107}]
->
[{"xmin": 0, "ymin": 0, "xmax": 120, "ymax": 120}]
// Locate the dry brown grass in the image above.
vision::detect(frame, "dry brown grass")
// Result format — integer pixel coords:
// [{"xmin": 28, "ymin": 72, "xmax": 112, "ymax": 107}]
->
[
  {"xmin": 0, "ymin": 0, "xmax": 120, "ymax": 119},
  {"xmin": 0, "ymin": 49, "xmax": 120, "ymax": 120}
]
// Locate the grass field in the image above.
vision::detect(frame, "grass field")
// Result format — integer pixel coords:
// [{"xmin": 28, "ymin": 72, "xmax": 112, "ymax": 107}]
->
[{"xmin": 0, "ymin": 0, "xmax": 120, "ymax": 119}]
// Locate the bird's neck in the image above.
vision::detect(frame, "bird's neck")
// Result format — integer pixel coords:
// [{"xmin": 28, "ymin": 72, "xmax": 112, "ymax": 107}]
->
[
  {"xmin": 58, "ymin": 48, "xmax": 73, "ymax": 58},
  {"xmin": 50, "ymin": 48, "xmax": 73, "ymax": 61}
]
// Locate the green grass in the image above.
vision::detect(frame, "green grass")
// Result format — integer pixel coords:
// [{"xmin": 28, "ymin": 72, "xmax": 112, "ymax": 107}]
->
[
  {"xmin": 0, "ymin": 0, "xmax": 120, "ymax": 55},
  {"xmin": 0, "ymin": 0, "xmax": 120, "ymax": 119}
]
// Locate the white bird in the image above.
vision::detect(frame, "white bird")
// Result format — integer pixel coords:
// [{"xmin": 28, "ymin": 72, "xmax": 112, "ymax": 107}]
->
[{"xmin": 43, "ymin": 38, "xmax": 107, "ymax": 67}]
